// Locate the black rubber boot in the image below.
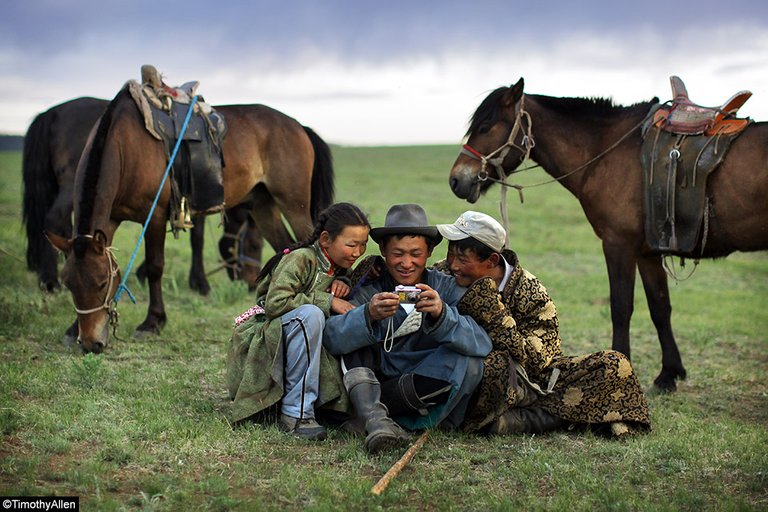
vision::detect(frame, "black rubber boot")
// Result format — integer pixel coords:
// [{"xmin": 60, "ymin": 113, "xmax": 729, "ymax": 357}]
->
[
  {"xmin": 487, "ymin": 407, "xmax": 564, "ymax": 435},
  {"xmin": 343, "ymin": 367, "xmax": 412, "ymax": 454}
]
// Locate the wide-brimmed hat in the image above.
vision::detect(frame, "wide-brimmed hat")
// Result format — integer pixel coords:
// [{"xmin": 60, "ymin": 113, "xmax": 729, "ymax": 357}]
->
[
  {"xmin": 436, "ymin": 210, "xmax": 506, "ymax": 253},
  {"xmin": 369, "ymin": 204, "xmax": 443, "ymax": 245}
]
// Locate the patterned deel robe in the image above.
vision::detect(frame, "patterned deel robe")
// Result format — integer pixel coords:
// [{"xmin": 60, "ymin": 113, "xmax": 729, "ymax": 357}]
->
[
  {"xmin": 225, "ymin": 243, "xmax": 349, "ymax": 424},
  {"xmin": 435, "ymin": 250, "xmax": 651, "ymax": 433}
]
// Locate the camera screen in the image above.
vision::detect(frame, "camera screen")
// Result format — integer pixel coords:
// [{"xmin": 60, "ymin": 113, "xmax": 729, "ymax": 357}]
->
[{"xmin": 396, "ymin": 287, "xmax": 421, "ymax": 304}]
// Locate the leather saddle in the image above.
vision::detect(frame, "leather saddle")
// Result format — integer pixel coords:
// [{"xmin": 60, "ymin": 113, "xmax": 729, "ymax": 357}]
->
[
  {"xmin": 640, "ymin": 76, "xmax": 753, "ymax": 255},
  {"xmin": 136, "ymin": 65, "xmax": 228, "ymax": 231},
  {"xmin": 652, "ymin": 75, "xmax": 752, "ymax": 135}
]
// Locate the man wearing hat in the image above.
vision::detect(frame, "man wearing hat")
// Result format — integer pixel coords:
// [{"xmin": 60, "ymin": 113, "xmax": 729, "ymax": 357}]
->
[
  {"xmin": 435, "ymin": 211, "xmax": 651, "ymax": 437},
  {"xmin": 323, "ymin": 204, "xmax": 493, "ymax": 453}
]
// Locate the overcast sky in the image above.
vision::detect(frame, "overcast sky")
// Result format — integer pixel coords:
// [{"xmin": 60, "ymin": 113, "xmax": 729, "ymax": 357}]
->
[{"xmin": 2, "ymin": 0, "xmax": 767, "ymax": 145}]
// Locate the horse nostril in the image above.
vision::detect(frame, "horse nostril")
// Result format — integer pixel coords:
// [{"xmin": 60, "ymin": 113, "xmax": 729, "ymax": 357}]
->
[
  {"xmin": 92, "ymin": 341, "xmax": 105, "ymax": 354},
  {"xmin": 450, "ymin": 177, "xmax": 459, "ymax": 192}
]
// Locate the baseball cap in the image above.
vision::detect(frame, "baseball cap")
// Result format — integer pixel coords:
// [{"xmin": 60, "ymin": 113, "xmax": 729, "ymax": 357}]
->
[{"xmin": 436, "ymin": 211, "xmax": 506, "ymax": 252}]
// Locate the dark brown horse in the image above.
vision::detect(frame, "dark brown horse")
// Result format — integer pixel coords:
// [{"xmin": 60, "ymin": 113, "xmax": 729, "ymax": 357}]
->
[
  {"xmin": 22, "ymin": 98, "xmax": 270, "ymax": 296},
  {"xmin": 449, "ymin": 78, "xmax": 768, "ymax": 391},
  {"xmin": 23, "ymin": 97, "xmax": 108, "ymax": 292},
  {"xmin": 47, "ymin": 85, "xmax": 334, "ymax": 353}
]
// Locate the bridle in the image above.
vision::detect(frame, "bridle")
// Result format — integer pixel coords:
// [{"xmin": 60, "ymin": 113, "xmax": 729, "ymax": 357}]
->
[
  {"xmin": 460, "ymin": 94, "xmax": 535, "ymax": 187},
  {"xmin": 71, "ymin": 239, "xmax": 121, "ymax": 332},
  {"xmin": 210, "ymin": 221, "xmax": 262, "ymax": 278},
  {"xmin": 459, "ymin": 94, "xmax": 535, "ymax": 244}
]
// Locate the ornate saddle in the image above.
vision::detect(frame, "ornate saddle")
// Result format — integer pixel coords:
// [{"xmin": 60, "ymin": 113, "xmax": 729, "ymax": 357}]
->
[
  {"xmin": 652, "ymin": 75, "xmax": 752, "ymax": 135},
  {"xmin": 640, "ymin": 76, "xmax": 753, "ymax": 255},
  {"xmin": 127, "ymin": 65, "xmax": 228, "ymax": 233}
]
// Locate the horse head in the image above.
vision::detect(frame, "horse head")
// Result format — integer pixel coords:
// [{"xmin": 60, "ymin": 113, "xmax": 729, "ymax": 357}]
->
[
  {"xmin": 449, "ymin": 77, "xmax": 532, "ymax": 203},
  {"xmin": 47, "ymin": 230, "xmax": 120, "ymax": 354},
  {"xmin": 218, "ymin": 207, "xmax": 264, "ymax": 291}
]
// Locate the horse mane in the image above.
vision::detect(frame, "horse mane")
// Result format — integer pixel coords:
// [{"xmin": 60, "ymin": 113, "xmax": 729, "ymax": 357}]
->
[
  {"xmin": 530, "ymin": 94, "xmax": 659, "ymax": 121},
  {"xmin": 467, "ymin": 85, "xmax": 658, "ymax": 136},
  {"xmin": 466, "ymin": 86, "xmax": 509, "ymax": 137},
  {"xmin": 76, "ymin": 86, "xmax": 130, "ymax": 239}
]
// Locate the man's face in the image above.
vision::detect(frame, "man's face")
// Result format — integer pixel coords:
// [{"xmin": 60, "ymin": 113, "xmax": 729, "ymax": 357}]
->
[
  {"xmin": 446, "ymin": 243, "xmax": 492, "ymax": 287},
  {"xmin": 380, "ymin": 235, "xmax": 433, "ymax": 286}
]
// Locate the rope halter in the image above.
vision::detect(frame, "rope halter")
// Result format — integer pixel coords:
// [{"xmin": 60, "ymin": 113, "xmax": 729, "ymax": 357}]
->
[
  {"xmin": 460, "ymin": 94, "xmax": 535, "ymax": 186},
  {"xmin": 459, "ymin": 95, "xmax": 535, "ymax": 245},
  {"xmin": 72, "ymin": 243, "xmax": 120, "ymax": 328}
]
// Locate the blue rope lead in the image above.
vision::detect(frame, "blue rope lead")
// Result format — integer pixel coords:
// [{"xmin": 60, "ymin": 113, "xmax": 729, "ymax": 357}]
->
[{"xmin": 114, "ymin": 95, "xmax": 199, "ymax": 305}]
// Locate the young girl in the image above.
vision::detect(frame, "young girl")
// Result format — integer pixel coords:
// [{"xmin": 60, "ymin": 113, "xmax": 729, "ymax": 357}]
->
[{"xmin": 226, "ymin": 202, "xmax": 370, "ymax": 440}]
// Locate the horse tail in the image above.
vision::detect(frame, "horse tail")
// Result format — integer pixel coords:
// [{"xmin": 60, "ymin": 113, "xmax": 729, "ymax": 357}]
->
[
  {"xmin": 22, "ymin": 108, "xmax": 57, "ymax": 271},
  {"xmin": 303, "ymin": 126, "xmax": 335, "ymax": 222}
]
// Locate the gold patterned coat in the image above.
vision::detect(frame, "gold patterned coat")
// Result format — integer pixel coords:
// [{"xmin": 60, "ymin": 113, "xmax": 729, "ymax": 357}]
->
[{"xmin": 435, "ymin": 251, "xmax": 651, "ymax": 434}]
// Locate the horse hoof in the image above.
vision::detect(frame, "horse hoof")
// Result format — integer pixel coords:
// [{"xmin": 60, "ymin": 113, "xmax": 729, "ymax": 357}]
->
[
  {"xmin": 40, "ymin": 279, "xmax": 61, "ymax": 294},
  {"xmin": 189, "ymin": 277, "xmax": 211, "ymax": 296},
  {"xmin": 133, "ymin": 329, "xmax": 157, "ymax": 340}
]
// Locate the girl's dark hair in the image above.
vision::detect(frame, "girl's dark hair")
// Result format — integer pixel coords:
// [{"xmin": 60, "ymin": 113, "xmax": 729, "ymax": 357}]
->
[
  {"xmin": 254, "ymin": 202, "xmax": 370, "ymax": 285},
  {"xmin": 449, "ymin": 237, "xmax": 500, "ymax": 263}
]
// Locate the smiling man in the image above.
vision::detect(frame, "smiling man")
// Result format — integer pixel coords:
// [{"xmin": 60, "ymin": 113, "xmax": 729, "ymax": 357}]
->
[
  {"xmin": 323, "ymin": 204, "xmax": 492, "ymax": 454},
  {"xmin": 435, "ymin": 210, "xmax": 651, "ymax": 437}
]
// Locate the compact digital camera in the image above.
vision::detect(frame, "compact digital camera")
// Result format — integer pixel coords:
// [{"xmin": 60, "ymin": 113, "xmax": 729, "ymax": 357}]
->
[{"xmin": 395, "ymin": 285, "xmax": 421, "ymax": 304}]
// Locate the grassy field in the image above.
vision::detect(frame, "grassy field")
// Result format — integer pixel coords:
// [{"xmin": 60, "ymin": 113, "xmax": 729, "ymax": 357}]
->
[{"xmin": 0, "ymin": 146, "xmax": 766, "ymax": 511}]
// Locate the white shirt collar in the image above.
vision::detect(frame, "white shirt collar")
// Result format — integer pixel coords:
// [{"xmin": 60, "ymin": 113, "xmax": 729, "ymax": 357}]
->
[{"xmin": 498, "ymin": 256, "xmax": 514, "ymax": 293}]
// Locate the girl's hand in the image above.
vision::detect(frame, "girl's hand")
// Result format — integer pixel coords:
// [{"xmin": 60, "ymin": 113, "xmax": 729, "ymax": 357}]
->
[
  {"xmin": 329, "ymin": 280, "xmax": 351, "ymax": 298},
  {"xmin": 331, "ymin": 297, "xmax": 355, "ymax": 315}
]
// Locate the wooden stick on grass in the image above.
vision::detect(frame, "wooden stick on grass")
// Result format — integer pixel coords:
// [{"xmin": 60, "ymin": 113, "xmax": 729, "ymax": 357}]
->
[{"xmin": 371, "ymin": 430, "xmax": 430, "ymax": 496}]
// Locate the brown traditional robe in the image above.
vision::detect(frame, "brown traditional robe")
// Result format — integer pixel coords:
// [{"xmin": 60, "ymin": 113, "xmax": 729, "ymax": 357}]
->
[{"xmin": 435, "ymin": 250, "xmax": 651, "ymax": 435}]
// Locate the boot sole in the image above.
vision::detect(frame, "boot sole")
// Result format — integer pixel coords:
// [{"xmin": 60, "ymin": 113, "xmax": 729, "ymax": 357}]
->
[{"xmin": 365, "ymin": 432, "xmax": 412, "ymax": 454}]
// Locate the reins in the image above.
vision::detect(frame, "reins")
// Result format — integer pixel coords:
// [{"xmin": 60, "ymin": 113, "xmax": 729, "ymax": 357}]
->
[{"xmin": 113, "ymin": 95, "xmax": 199, "ymax": 307}]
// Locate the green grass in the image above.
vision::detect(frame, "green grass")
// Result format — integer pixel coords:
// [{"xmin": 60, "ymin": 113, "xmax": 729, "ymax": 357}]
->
[{"xmin": 1, "ymin": 147, "xmax": 767, "ymax": 511}]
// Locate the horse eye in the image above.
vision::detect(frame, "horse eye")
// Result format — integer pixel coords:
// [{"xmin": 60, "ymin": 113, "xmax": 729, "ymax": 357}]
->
[
  {"xmin": 99, "ymin": 281, "xmax": 108, "ymax": 291},
  {"xmin": 477, "ymin": 124, "xmax": 491, "ymax": 135}
]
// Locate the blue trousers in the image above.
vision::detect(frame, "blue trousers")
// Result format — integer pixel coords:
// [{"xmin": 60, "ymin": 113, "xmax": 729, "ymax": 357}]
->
[{"xmin": 280, "ymin": 304, "xmax": 325, "ymax": 420}]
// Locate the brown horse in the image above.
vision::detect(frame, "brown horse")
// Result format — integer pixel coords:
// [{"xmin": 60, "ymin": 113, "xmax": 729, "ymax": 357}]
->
[
  {"xmin": 47, "ymin": 85, "xmax": 334, "ymax": 353},
  {"xmin": 23, "ymin": 97, "xmax": 108, "ymax": 292},
  {"xmin": 22, "ymin": 97, "xmax": 264, "ymax": 296},
  {"xmin": 449, "ymin": 78, "xmax": 768, "ymax": 391}
]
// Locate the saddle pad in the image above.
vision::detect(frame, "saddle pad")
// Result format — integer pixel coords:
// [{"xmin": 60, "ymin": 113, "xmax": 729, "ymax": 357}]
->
[{"xmin": 640, "ymin": 127, "xmax": 739, "ymax": 254}]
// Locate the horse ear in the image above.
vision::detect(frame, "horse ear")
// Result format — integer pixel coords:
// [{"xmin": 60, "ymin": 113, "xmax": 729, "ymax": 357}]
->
[
  {"xmin": 503, "ymin": 78, "xmax": 525, "ymax": 108},
  {"xmin": 45, "ymin": 231, "xmax": 72, "ymax": 255},
  {"xmin": 93, "ymin": 230, "xmax": 108, "ymax": 254}
]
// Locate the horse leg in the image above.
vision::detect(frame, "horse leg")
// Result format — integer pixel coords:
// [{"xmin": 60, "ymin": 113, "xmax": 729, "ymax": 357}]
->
[
  {"xmin": 637, "ymin": 255, "xmax": 687, "ymax": 392},
  {"xmin": 602, "ymin": 242, "xmax": 638, "ymax": 360},
  {"xmin": 187, "ymin": 215, "xmax": 210, "ymax": 296},
  {"xmin": 134, "ymin": 221, "xmax": 167, "ymax": 335}
]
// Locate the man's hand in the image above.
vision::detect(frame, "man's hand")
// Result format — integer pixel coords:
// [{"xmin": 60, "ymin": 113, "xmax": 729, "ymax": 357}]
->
[
  {"xmin": 367, "ymin": 292, "xmax": 400, "ymax": 321},
  {"xmin": 414, "ymin": 284, "xmax": 443, "ymax": 319}
]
